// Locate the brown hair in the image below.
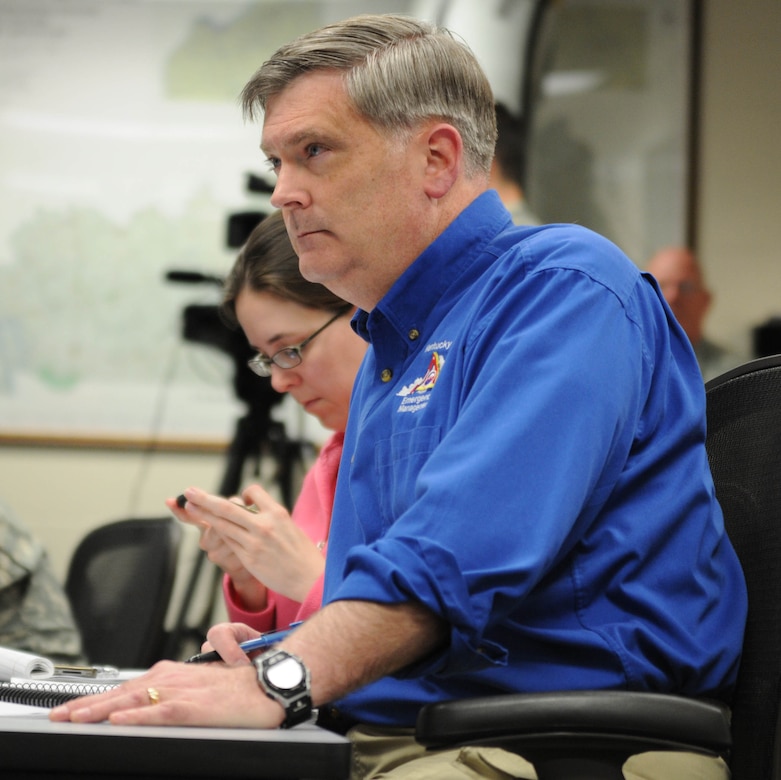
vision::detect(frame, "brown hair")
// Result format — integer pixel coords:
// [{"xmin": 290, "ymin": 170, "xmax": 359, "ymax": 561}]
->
[{"xmin": 221, "ymin": 210, "xmax": 348, "ymax": 326}]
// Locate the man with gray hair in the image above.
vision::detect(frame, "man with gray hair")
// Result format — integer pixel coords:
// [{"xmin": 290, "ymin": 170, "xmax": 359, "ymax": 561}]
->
[{"xmin": 53, "ymin": 14, "xmax": 745, "ymax": 780}]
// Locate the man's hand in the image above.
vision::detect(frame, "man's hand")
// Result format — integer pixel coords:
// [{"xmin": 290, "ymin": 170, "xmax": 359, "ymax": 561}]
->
[
  {"xmin": 49, "ymin": 660, "xmax": 285, "ymax": 728},
  {"xmin": 49, "ymin": 601, "xmax": 448, "ymax": 730}
]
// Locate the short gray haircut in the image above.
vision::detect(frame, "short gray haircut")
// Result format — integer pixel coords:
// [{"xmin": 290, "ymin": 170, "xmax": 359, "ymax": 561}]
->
[{"xmin": 241, "ymin": 14, "xmax": 497, "ymax": 177}]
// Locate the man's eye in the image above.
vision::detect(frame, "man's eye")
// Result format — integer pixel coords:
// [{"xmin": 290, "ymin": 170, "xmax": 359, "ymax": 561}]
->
[
  {"xmin": 306, "ymin": 144, "xmax": 325, "ymax": 159},
  {"xmin": 264, "ymin": 157, "xmax": 281, "ymax": 173}
]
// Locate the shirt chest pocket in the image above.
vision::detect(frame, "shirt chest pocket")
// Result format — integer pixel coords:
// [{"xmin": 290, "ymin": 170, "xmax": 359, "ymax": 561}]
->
[{"xmin": 374, "ymin": 425, "xmax": 442, "ymax": 529}]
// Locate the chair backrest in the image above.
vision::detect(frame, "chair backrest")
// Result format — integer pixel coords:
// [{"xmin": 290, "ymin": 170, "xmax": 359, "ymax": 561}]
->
[
  {"xmin": 705, "ymin": 355, "xmax": 781, "ymax": 780},
  {"xmin": 64, "ymin": 517, "xmax": 182, "ymax": 669}
]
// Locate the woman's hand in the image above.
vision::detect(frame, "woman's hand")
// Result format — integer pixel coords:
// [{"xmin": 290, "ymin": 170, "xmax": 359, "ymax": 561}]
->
[
  {"xmin": 166, "ymin": 494, "xmax": 268, "ymax": 610},
  {"xmin": 166, "ymin": 486, "xmax": 325, "ymax": 604}
]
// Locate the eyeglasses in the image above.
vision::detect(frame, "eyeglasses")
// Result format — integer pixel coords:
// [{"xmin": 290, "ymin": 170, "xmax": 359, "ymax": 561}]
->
[
  {"xmin": 247, "ymin": 306, "xmax": 352, "ymax": 378},
  {"xmin": 658, "ymin": 280, "xmax": 703, "ymax": 297}
]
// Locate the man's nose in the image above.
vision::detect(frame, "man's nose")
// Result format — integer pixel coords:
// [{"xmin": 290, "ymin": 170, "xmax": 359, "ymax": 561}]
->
[{"xmin": 269, "ymin": 168, "xmax": 310, "ymax": 210}]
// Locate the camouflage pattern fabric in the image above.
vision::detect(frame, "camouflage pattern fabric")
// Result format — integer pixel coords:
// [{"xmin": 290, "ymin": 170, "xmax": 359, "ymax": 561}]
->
[{"xmin": 0, "ymin": 502, "xmax": 85, "ymax": 663}]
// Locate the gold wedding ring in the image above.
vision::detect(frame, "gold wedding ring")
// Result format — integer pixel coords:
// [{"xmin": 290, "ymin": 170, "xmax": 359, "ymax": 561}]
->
[{"xmin": 147, "ymin": 687, "xmax": 161, "ymax": 705}]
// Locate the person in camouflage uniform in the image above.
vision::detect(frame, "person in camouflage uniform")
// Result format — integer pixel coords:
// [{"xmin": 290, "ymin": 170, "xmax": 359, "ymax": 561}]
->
[{"xmin": 0, "ymin": 500, "xmax": 84, "ymax": 663}]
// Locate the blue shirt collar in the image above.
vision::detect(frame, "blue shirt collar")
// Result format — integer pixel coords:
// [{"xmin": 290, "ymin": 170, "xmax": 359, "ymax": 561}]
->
[{"xmin": 352, "ymin": 190, "xmax": 512, "ymax": 345}]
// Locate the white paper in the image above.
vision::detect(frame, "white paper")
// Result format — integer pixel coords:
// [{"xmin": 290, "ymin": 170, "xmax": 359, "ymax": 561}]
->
[
  {"xmin": 0, "ymin": 701, "xmax": 50, "ymax": 716},
  {"xmin": 0, "ymin": 648, "xmax": 54, "ymax": 681}
]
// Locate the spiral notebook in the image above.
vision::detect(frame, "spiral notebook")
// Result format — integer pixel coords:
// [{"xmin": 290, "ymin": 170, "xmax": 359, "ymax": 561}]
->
[
  {"xmin": 0, "ymin": 647, "xmax": 122, "ymax": 708},
  {"xmin": 0, "ymin": 679, "xmax": 119, "ymax": 708}
]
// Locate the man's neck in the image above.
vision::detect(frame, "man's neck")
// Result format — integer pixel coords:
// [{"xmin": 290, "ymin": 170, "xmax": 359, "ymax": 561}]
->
[{"xmin": 358, "ymin": 183, "xmax": 489, "ymax": 311}]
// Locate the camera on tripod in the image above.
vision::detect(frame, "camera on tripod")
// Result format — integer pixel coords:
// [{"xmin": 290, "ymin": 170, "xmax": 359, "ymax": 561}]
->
[
  {"xmin": 164, "ymin": 171, "xmax": 288, "ymax": 496},
  {"xmin": 162, "ymin": 175, "xmax": 313, "ymax": 660}
]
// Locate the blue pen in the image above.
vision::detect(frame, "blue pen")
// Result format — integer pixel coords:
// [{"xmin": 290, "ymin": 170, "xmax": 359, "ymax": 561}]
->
[{"xmin": 185, "ymin": 623, "xmax": 302, "ymax": 664}]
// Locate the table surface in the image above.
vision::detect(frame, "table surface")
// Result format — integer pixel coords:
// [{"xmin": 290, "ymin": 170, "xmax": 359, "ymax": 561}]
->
[{"xmin": 0, "ymin": 711, "xmax": 351, "ymax": 779}]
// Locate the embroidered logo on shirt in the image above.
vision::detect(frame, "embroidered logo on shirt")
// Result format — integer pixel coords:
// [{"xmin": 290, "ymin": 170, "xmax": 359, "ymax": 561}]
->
[{"xmin": 396, "ymin": 349, "xmax": 446, "ymax": 413}]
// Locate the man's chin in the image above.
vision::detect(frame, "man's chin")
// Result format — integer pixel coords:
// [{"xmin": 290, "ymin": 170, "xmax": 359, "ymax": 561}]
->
[
  {"xmin": 297, "ymin": 252, "xmax": 333, "ymax": 285},
  {"xmin": 297, "ymin": 252, "xmax": 356, "ymax": 305}
]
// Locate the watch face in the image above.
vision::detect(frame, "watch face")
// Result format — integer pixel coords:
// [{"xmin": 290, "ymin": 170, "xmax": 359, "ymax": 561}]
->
[{"xmin": 266, "ymin": 656, "xmax": 305, "ymax": 691}]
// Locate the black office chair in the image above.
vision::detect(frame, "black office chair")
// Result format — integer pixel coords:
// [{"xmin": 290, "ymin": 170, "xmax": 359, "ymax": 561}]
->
[
  {"xmin": 65, "ymin": 517, "xmax": 182, "ymax": 669},
  {"xmin": 417, "ymin": 354, "xmax": 781, "ymax": 779}
]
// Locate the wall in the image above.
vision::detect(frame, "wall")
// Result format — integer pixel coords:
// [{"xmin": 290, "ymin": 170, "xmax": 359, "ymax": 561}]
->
[
  {"xmin": 697, "ymin": 0, "xmax": 781, "ymax": 357},
  {"xmin": 1, "ymin": 0, "xmax": 779, "ymax": 586},
  {"xmin": 0, "ymin": 445, "xmax": 225, "ymax": 581}
]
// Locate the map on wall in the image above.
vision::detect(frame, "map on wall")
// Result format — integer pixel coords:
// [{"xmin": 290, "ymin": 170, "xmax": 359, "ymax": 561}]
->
[
  {"xmin": 0, "ymin": 0, "xmax": 326, "ymax": 446},
  {"xmin": 0, "ymin": 0, "xmax": 537, "ymax": 447}
]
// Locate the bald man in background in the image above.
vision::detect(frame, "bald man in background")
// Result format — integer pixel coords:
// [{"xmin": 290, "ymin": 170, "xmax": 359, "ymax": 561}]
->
[{"xmin": 646, "ymin": 246, "xmax": 745, "ymax": 381}]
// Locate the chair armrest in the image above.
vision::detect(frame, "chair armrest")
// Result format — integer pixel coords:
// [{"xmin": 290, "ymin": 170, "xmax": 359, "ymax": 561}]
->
[{"xmin": 416, "ymin": 690, "xmax": 731, "ymax": 770}]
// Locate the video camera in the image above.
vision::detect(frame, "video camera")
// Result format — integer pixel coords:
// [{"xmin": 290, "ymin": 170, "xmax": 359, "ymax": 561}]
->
[{"xmin": 165, "ymin": 172, "xmax": 283, "ymax": 468}]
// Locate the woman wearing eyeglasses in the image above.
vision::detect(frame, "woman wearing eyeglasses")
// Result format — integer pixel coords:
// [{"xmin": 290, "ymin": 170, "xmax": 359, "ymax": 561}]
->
[{"xmin": 167, "ymin": 210, "xmax": 366, "ymax": 633}]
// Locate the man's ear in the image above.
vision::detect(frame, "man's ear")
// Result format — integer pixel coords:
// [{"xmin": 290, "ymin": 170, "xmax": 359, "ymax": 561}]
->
[{"xmin": 422, "ymin": 123, "xmax": 462, "ymax": 200}]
